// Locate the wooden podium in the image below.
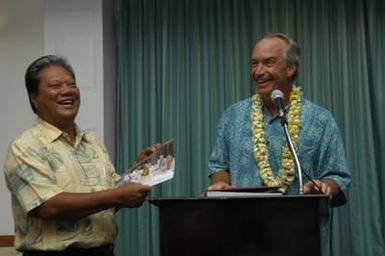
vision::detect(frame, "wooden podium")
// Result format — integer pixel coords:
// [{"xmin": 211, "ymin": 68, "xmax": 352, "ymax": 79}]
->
[{"xmin": 150, "ymin": 195, "xmax": 329, "ymax": 256}]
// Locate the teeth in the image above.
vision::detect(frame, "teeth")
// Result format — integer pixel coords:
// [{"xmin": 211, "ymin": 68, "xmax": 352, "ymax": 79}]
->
[
  {"xmin": 254, "ymin": 76, "xmax": 269, "ymax": 84},
  {"xmin": 60, "ymin": 100, "xmax": 74, "ymax": 104}
]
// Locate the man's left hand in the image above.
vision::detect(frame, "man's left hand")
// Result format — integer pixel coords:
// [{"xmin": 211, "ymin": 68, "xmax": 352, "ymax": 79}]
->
[
  {"xmin": 303, "ymin": 179, "xmax": 340, "ymax": 199},
  {"xmin": 135, "ymin": 143, "xmax": 162, "ymax": 163}
]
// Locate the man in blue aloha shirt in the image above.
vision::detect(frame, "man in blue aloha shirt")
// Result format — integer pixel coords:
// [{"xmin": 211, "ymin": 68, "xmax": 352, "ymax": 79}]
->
[{"xmin": 208, "ymin": 33, "xmax": 351, "ymax": 205}]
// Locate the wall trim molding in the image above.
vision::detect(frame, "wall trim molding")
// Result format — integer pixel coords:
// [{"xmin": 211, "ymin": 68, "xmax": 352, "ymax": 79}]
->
[{"xmin": 0, "ymin": 235, "xmax": 14, "ymax": 247}]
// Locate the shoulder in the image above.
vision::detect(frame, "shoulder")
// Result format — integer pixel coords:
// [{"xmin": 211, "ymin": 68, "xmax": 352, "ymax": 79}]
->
[
  {"xmin": 9, "ymin": 125, "xmax": 46, "ymax": 150},
  {"xmin": 214, "ymin": 98, "xmax": 252, "ymax": 138},
  {"xmin": 82, "ymin": 130, "xmax": 109, "ymax": 152},
  {"xmin": 222, "ymin": 97, "xmax": 252, "ymax": 117},
  {"xmin": 301, "ymin": 99, "xmax": 335, "ymax": 122},
  {"xmin": 4, "ymin": 125, "xmax": 48, "ymax": 175},
  {"xmin": 300, "ymin": 98, "xmax": 339, "ymax": 134},
  {"xmin": 82, "ymin": 130, "xmax": 99, "ymax": 143}
]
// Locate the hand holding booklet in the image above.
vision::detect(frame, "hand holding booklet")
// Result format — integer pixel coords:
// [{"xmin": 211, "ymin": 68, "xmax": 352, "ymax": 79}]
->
[
  {"xmin": 204, "ymin": 186, "xmax": 282, "ymax": 198},
  {"xmin": 118, "ymin": 140, "xmax": 175, "ymax": 187}
]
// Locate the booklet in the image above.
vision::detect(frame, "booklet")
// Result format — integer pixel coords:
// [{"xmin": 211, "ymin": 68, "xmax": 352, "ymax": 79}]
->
[
  {"xmin": 204, "ymin": 186, "xmax": 282, "ymax": 198},
  {"xmin": 118, "ymin": 140, "xmax": 175, "ymax": 187}
]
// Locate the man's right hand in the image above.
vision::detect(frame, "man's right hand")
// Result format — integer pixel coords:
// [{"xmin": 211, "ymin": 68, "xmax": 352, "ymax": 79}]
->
[
  {"xmin": 207, "ymin": 170, "xmax": 232, "ymax": 190},
  {"xmin": 30, "ymin": 183, "xmax": 151, "ymax": 220},
  {"xmin": 207, "ymin": 181, "xmax": 232, "ymax": 190},
  {"xmin": 115, "ymin": 183, "xmax": 151, "ymax": 208}
]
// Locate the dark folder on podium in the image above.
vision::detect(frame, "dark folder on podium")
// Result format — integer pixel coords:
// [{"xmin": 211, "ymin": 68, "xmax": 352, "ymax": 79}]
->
[{"xmin": 150, "ymin": 194, "xmax": 329, "ymax": 256}]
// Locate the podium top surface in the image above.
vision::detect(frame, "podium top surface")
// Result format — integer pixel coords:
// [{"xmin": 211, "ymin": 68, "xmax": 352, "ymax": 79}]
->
[{"xmin": 149, "ymin": 194, "xmax": 328, "ymax": 206}]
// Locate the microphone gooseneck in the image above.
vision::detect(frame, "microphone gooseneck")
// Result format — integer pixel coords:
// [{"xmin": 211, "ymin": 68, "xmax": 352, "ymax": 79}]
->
[{"xmin": 270, "ymin": 89, "xmax": 304, "ymax": 195}]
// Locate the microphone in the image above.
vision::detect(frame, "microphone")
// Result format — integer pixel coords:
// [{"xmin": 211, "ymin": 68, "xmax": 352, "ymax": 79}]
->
[
  {"xmin": 270, "ymin": 89, "xmax": 286, "ymax": 122},
  {"xmin": 270, "ymin": 89, "xmax": 285, "ymax": 117}
]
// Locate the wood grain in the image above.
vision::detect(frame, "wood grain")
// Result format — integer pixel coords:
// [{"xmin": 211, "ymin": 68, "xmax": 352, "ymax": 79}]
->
[{"xmin": 0, "ymin": 236, "xmax": 14, "ymax": 247}]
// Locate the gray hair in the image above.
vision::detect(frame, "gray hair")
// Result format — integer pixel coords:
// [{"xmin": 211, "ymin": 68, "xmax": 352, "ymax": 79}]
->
[{"xmin": 260, "ymin": 33, "xmax": 301, "ymax": 79}]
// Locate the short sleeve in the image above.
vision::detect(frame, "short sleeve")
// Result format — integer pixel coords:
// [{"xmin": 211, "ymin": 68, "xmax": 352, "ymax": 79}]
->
[
  {"xmin": 208, "ymin": 111, "xmax": 230, "ymax": 175},
  {"xmin": 316, "ymin": 115, "xmax": 351, "ymax": 194},
  {"xmin": 4, "ymin": 140, "xmax": 64, "ymax": 214}
]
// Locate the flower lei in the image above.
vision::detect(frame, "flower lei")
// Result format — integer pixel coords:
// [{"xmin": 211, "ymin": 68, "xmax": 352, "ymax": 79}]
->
[{"xmin": 251, "ymin": 86, "xmax": 302, "ymax": 193}]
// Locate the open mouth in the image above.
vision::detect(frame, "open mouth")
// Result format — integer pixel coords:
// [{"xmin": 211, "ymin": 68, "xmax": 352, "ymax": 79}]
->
[
  {"xmin": 58, "ymin": 99, "xmax": 76, "ymax": 108},
  {"xmin": 252, "ymin": 73, "xmax": 271, "ymax": 86},
  {"xmin": 256, "ymin": 79, "xmax": 271, "ymax": 87}
]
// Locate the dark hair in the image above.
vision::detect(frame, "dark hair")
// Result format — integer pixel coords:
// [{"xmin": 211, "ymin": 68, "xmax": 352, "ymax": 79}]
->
[
  {"xmin": 261, "ymin": 33, "xmax": 301, "ymax": 79},
  {"xmin": 24, "ymin": 55, "xmax": 76, "ymax": 113}
]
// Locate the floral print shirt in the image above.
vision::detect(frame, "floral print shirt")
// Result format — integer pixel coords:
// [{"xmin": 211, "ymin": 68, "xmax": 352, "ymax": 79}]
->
[
  {"xmin": 209, "ymin": 97, "xmax": 352, "ymax": 196},
  {"xmin": 4, "ymin": 118, "xmax": 120, "ymax": 251}
]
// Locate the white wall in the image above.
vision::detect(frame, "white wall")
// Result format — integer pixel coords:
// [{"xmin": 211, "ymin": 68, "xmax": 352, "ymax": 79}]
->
[
  {"xmin": 0, "ymin": 0, "xmax": 45, "ymax": 236},
  {"xmin": 44, "ymin": 0, "xmax": 105, "ymax": 139},
  {"xmin": 0, "ymin": 0, "xmax": 116, "ymax": 235}
]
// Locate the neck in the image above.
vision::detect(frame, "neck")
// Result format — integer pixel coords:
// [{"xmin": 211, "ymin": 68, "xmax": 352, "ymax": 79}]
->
[
  {"xmin": 63, "ymin": 126, "xmax": 76, "ymax": 143},
  {"xmin": 59, "ymin": 123, "xmax": 76, "ymax": 144},
  {"xmin": 41, "ymin": 118, "xmax": 77, "ymax": 144}
]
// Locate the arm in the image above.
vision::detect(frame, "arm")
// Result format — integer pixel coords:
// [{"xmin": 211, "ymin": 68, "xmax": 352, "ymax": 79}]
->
[
  {"xmin": 208, "ymin": 109, "xmax": 233, "ymax": 191},
  {"xmin": 12, "ymin": 144, "xmax": 157, "ymax": 221},
  {"xmin": 302, "ymin": 111, "xmax": 351, "ymax": 206},
  {"xmin": 30, "ymin": 143, "xmax": 164, "ymax": 220},
  {"xmin": 30, "ymin": 182, "xmax": 151, "ymax": 220}
]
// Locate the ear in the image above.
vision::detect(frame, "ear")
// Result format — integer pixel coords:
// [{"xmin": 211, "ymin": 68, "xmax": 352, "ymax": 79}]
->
[
  {"xmin": 30, "ymin": 94, "xmax": 38, "ymax": 109},
  {"xmin": 286, "ymin": 64, "xmax": 297, "ymax": 79}
]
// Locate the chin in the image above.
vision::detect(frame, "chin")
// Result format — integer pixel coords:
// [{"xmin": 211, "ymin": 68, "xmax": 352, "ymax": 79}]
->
[
  {"xmin": 59, "ymin": 111, "xmax": 78, "ymax": 121},
  {"xmin": 255, "ymin": 86, "xmax": 273, "ymax": 96}
]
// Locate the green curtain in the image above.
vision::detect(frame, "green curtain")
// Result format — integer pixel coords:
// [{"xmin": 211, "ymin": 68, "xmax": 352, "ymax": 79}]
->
[{"xmin": 115, "ymin": 0, "xmax": 385, "ymax": 255}]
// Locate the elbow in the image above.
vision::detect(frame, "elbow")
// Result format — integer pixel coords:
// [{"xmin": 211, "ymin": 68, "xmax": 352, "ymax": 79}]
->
[{"xmin": 29, "ymin": 204, "xmax": 59, "ymax": 220}]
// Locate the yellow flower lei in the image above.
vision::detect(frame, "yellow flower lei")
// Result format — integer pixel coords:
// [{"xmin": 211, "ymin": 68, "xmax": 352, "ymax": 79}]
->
[{"xmin": 251, "ymin": 86, "xmax": 302, "ymax": 193}]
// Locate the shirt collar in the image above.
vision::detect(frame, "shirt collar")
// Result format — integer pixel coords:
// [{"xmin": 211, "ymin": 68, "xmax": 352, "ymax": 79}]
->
[
  {"xmin": 36, "ymin": 118, "xmax": 88, "ymax": 144},
  {"xmin": 263, "ymin": 103, "xmax": 292, "ymax": 124}
]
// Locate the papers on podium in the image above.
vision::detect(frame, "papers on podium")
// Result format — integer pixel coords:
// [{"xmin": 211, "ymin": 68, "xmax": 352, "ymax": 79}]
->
[
  {"xmin": 118, "ymin": 140, "xmax": 175, "ymax": 187},
  {"xmin": 204, "ymin": 186, "xmax": 282, "ymax": 198}
]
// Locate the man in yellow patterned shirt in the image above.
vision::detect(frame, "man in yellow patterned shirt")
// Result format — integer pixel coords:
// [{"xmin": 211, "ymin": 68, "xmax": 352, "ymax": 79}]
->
[{"xmin": 4, "ymin": 55, "xmax": 155, "ymax": 256}]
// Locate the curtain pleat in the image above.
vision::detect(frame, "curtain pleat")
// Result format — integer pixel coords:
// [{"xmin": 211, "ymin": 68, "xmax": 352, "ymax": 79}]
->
[{"xmin": 116, "ymin": 0, "xmax": 385, "ymax": 255}]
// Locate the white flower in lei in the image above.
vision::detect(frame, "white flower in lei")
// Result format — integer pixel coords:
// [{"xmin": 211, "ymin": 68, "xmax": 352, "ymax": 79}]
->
[{"xmin": 251, "ymin": 86, "xmax": 302, "ymax": 193}]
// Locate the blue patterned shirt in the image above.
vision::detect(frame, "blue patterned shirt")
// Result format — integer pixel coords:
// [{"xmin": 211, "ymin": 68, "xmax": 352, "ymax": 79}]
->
[{"xmin": 209, "ymin": 97, "xmax": 351, "ymax": 196}]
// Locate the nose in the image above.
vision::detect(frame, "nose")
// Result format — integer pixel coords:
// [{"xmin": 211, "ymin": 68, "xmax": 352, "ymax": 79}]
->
[
  {"xmin": 60, "ymin": 83, "xmax": 77, "ymax": 95},
  {"xmin": 255, "ymin": 63, "xmax": 265, "ymax": 75},
  {"xmin": 252, "ymin": 63, "xmax": 265, "ymax": 79}
]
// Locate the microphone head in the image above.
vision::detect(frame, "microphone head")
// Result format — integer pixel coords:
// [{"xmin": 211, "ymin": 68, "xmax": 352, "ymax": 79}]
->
[{"xmin": 270, "ymin": 89, "xmax": 284, "ymax": 102}]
